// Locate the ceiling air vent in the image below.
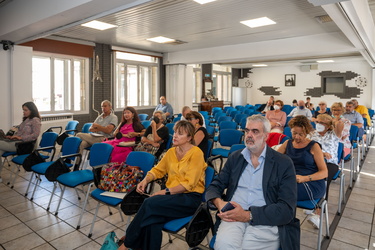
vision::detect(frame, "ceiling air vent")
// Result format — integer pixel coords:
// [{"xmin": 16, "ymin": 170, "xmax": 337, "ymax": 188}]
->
[{"xmin": 315, "ymin": 15, "xmax": 333, "ymax": 24}]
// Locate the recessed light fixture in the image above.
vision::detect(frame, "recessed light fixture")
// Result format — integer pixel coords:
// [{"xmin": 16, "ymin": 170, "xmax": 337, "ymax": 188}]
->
[
  {"xmin": 241, "ymin": 17, "xmax": 276, "ymax": 28},
  {"xmin": 252, "ymin": 64, "xmax": 268, "ymax": 67},
  {"xmin": 317, "ymin": 60, "xmax": 334, "ymax": 63},
  {"xmin": 147, "ymin": 36, "xmax": 176, "ymax": 43},
  {"xmin": 193, "ymin": 0, "xmax": 216, "ymax": 4},
  {"xmin": 81, "ymin": 20, "xmax": 117, "ymax": 30}
]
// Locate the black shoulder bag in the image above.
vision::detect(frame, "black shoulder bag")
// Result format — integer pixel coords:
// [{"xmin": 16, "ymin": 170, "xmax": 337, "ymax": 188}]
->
[
  {"xmin": 45, "ymin": 158, "xmax": 70, "ymax": 181},
  {"xmin": 22, "ymin": 150, "xmax": 45, "ymax": 172}
]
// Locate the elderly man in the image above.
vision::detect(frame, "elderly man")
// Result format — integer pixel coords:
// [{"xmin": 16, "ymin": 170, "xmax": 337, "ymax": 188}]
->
[
  {"xmin": 288, "ymin": 100, "xmax": 312, "ymax": 120},
  {"xmin": 76, "ymin": 100, "xmax": 118, "ymax": 153},
  {"xmin": 343, "ymin": 100, "xmax": 364, "ymax": 137},
  {"xmin": 257, "ymin": 96, "xmax": 275, "ymax": 113},
  {"xmin": 206, "ymin": 115, "xmax": 299, "ymax": 250},
  {"xmin": 154, "ymin": 96, "xmax": 173, "ymax": 121},
  {"xmin": 352, "ymin": 99, "xmax": 371, "ymax": 127}
]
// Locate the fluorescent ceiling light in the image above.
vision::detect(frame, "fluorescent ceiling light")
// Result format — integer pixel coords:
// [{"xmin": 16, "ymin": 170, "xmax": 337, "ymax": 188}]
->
[
  {"xmin": 252, "ymin": 64, "xmax": 268, "ymax": 67},
  {"xmin": 193, "ymin": 0, "xmax": 216, "ymax": 4},
  {"xmin": 241, "ymin": 17, "xmax": 276, "ymax": 28},
  {"xmin": 317, "ymin": 60, "xmax": 334, "ymax": 63},
  {"xmin": 81, "ymin": 20, "xmax": 117, "ymax": 30},
  {"xmin": 147, "ymin": 36, "xmax": 176, "ymax": 43}
]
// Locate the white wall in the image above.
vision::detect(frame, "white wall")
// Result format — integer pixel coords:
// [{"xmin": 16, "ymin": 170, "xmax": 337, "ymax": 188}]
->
[
  {"xmin": 0, "ymin": 45, "xmax": 33, "ymax": 129},
  {"xmin": 238, "ymin": 60, "xmax": 373, "ymax": 108}
]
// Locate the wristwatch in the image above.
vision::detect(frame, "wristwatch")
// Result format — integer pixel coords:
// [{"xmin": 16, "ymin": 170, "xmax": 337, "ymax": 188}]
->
[{"xmin": 165, "ymin": 188, "xmax": 171, "ymax": 195}]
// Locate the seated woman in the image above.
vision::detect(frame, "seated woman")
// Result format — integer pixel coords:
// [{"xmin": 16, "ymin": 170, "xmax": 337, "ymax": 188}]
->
[
  {"xmin": 310, "ymin": 114, "xmax": 340, "ymax": 199},
  {"xmin": 312, "ymin": 101, "xmax": 331, "ymax": 122},
  {"xmin": 119, "ymin": 120, "xmax": 207, "ymax": 250},
  {"xmin": 140, "ymin": 111, "xmax": 169, "ymax": 159},
  {"xmin": 278, "ymin": 115, "xmax": 327, "ymax": 228},
  {"xmin": 186, "ymin": 111, "xmax": 209, "ymax": 159},
  {"xmin": 265, "ymin": 99, "xmax": 287, "ymax": 133},
  {"xmin": 0, "ymin": 102, "xmax": 42, "ymax": 182},
  {"xmin": 103, "ymin": 107, "xmax": 144, "ymax": 163},
  {"xmin": 331, "ymin": 102, "xmax": 351, "ymax": 157}
]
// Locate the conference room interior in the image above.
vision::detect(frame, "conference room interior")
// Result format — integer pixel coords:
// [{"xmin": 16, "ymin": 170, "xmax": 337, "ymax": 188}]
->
[{"xmin": 1, "ymin": 0, "xmax": 375, "ymax": 249}]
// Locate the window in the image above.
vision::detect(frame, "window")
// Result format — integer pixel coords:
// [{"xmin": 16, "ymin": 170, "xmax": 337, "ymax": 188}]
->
[
  {"xmin": 189, "ymin": 64, "xmax": 202, "ymax": 103},
  {"xmin": 114, "ymin": 51, "xmax": 159, "ymax": 109},
  {"xmin": 212, "ymin": 68, "xmax": 232, "ymax": 102},
  {"xmin": 32, "ymin": 53, "xmax": 89, "ymax": 113}
]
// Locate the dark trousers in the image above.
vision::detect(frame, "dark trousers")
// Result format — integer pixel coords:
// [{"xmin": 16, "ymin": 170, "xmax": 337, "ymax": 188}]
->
[
  {"xmin": 326, "ymin": 162, "xmax": 339, "ymax": 201},
  {"xmin": 124, "ymin": 192, "xmax": 201, "ymax": 250}
]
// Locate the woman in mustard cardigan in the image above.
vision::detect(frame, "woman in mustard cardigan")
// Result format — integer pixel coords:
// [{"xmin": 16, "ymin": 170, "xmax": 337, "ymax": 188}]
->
[{"xmin": 119, "ymin": 120, "xmax": 207, "ymax": 250}]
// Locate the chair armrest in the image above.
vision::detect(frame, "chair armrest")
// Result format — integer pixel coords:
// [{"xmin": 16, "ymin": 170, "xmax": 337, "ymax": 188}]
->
[
  {"xmin": 61, "ymin": 153, "xmax": 81, "ymax": 159},
  {"xmin": 36, "ymin": 146, "xmax": 55, "ymax": 151},
  {"xmin": 47, "ymin": 126, "xmax": 63, "ymax": 134}
]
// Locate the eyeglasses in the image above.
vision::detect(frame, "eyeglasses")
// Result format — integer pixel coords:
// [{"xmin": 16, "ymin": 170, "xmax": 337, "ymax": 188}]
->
[
  {"xmin": 315, "ymin": 121, "xmax": 327, "ymax": 125},
  {"xmin": 332, "ymin": 109, "xmax": 342, "ymax": 112},
  {"xmin": 187, "ymin": 118, "xmax": 196, "ymax": 121},
  {"xmin": 318, "ymin": 104, "xmax": 325, "ymax": 106}
]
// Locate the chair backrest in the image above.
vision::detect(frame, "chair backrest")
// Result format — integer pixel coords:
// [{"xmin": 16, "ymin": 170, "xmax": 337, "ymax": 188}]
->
[
  {"xmin": 218, "ymin": 129, "xmax": 243, "ymax": 147},
  {"xmin": 202, "ymin": 166, "xmax": 215, "ymax": 202},
  {"xmin": 337, "ymin": 142, "xmax": 344, "ymax": 165},
  {"xmin": 240, "ymin": 116, "xmax": 248, "ymax": 129},
  {"xmin": 234, "ymin": 114, "xmax": 248, "ymax": 125},
  {"xmin": 65, "ymin": 120, "xmax": 79, "ymax": 135},
  {"xmin": 141, "ymin": 120, "xmax": 151, "ymax": 129},
  {"xmin": 225, "ymin": 107, "xmax": 236, "ymax": 116},
  {"xmin": 39, "ymin": 132, "xmax": 59, "ymax": 153},
  {"xmin": 243, "ymin": 109, "xmax": 255, "ymax": 116},
  {"xmin": 285, "ymin": 116, "xmax": 293, "ymax": 127},
  {"xmin": 214, "ymin": 112, "xmax": 226, "ymax": 121},
  {"xmin": 211, "ymin": 107, "xmax": 222, "ymax": 115},
  {"xmin": 90, "ymin": 143, "xmax": 113, "ymax": 166},
  {"xmin": 126, "ymin": 151, "xmax": 156, "ymax": 174},
  {"xmin": 349, "ymin": 125, "xmax": 359, "ymax": 142},
  {"xmin": 229, "ymin": 110, "xmax": 241, "ymax": 119},
  {"xmin": 166, "ymin": 123, "xmax": 175, "ymax": 135},
  {"xmin": 165, "ymin": 134, "xmax": 173, "ymax": 150},
  {"xmin": 205, "ymin": 139, "xmax": 213, "ymax": 161},
  {"xmin": 217, "ymin": 116, "xmax": 232, "ymax": 125},
  {"xmin": 173, "ymin": 117, "xmax": 181, "ymax": 123},
  {"xmin": 229, "ymin": 144, "xmax": 246, "ymax": 155},
  {"xmin": 199, "ymin": 111, "xmax": 209, "ymax": 118},
  {"xmin": 369, "ymin": 108, "xmax": 374, "ymax": 119},
  {"xmin": 138, "ymin": 114, "xmax": 149, "ymax": 121},
  {"xmin": 205, "ymin": 125, "xmax": 215, "ymax": 139},
  {"xmin": 310, "ymin": 121, "xmax": 316, "ymax": 129},
  {"xmin": 61, "ymin": 137, "xmax": 82, "ymax": 157},
  {"xmin": 283, "ymin": 126, "xmax": 292, "ymax": 139},
  {"xmin": 218, "ymin": 121, "xmax": 237, "ymax": 130},
  {"xmin": 82, "ymin": 123, "xmax": 93, "ymax": 133}
]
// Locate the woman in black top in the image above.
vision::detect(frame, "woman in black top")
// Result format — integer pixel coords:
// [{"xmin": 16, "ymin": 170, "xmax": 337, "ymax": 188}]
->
[{"xmin": 186, "ymin": 111, "xmax": 209, "ymax": 160}]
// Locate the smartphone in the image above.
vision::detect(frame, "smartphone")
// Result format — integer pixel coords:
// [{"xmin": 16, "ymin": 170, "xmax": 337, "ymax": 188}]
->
[{"xmin": 221, "ymin": 202, "xmax": 235, "ymax": 212}]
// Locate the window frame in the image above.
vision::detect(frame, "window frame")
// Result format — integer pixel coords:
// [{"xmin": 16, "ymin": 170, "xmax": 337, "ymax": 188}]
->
[
  {"xmin": 32, "ymin": 52, "xmax": 90, "ymax": 115},
  {"xmin": 114, "ymin": 51, "xmax": 159, "ymax": 111}
]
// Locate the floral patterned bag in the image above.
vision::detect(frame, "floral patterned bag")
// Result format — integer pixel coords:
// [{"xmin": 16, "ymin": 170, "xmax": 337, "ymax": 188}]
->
[{"xmin": 98, "ymin": 162, "xmax": 144, "ymax": 193}]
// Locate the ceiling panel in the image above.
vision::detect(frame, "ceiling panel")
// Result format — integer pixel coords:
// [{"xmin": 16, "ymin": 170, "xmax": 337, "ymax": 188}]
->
[{"xmin": 52, "ymin": 0, "xmax": 340, "ymax": 53}]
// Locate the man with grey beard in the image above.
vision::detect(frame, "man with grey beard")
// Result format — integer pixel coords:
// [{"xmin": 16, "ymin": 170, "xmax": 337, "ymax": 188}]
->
[{"xmin": 206, "ymin": 115, "xmax": 300, "ymax": 250}]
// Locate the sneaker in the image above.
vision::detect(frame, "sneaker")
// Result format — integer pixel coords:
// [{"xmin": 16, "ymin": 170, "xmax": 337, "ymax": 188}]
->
[
  {"xmin": 303, "ymin": 209, "xmax": 314, "ymax": 215},
  {"xmin": 307, "ymin": 214, "xmax": 320, "ymax": 229}
]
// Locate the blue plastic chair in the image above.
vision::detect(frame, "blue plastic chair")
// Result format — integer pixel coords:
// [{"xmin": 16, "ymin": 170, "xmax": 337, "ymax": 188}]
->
[
  {"xmin": 209, "ymin": 144, "xmax": 245, "ymax": 173},
  {"xmin": 166, "ymin": 123, "xmax": 175, "ymax": 135},
  {"xmin": 82, "ymin": 151, "xmax": 156, "ymax": 238},
  {"xmin": 234, "ymin": 114, "xmax": 248, "ymax": 127},
  {"xmin": 173, "ymin": 116, "xmax": 181, "ymax": 123},
  {"xmin": 214, "ymin": 121, "xmax": 237, "ymax": 142},
  {"xmin": 51, "ymin": 143, "xmax": 113, "ymax": 215},
  {"xmin": 332, "ymin": 143, "xmax": 345, "ymax": 215},
  {"xmin": 162, "ymin": 166, "xmax": 215, "ymax": 248},
  {"xmin": 10, "ymin": 132, "xmax": 59, "ymax": 189},
  {"xmin": 206, "ymin": 125, "xmax": 215, "ymax": 140},
  {"xmin": 348, "ymin": 125, "xmax": 359, "ymax": 186},
  {"xmin": 27, "ymin": 137, "xmax": 82, "ymax": 201},
  {"xmin": 283, "ymin": 127, "xmax": 292, "ymax": 139},
  {"xmin": 141, "ymin": 120, "xmax": 151, "ymax": 129},
  {"xmin": 239, "ymin": 116, "xmax": 248, "ymax": 130},
  {"xmin": 138, "ymin": 114, "xmax": 149, "ymax": 121},
  {"xmin": 65, "ymin": 120, "xmax": 79, "ymax": 135},
  {"xmin": 82, "ymin": 123, "xmax": 93, "ymax": 133}
]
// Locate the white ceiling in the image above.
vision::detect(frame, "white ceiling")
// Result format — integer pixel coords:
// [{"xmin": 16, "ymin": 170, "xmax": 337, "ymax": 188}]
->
[{"xmin": 1, "ymin": 0, "xmax": 374, "ymax": 67}]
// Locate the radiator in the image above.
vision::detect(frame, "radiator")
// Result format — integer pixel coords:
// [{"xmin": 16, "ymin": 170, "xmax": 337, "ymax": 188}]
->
[{"xmin": 40, "ymin": 113, "xmax": 73, "ymax": 135}]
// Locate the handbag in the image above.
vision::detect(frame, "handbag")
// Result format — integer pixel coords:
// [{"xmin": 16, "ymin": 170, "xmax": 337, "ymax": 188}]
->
[
  {"xmin": 100, "ymin": 231, "xmax": 122, "ymax": 250},
  {"xmin": 134, "ymin": 134, "xmax": 160, "ymax": 155},
  {"xmin": 98, "ymin": 163, "xmax": 144, "ymax": 193},
  {"xmin": 16, "ymin": 140, "xmax": 36, "ymax": 155},
  {"xmin": 22, "ymin": 150, "xmax": 45, "ymax": 172},
  {"xmin": 45, "ymin": 158, "xmax": 71, "ymax": 181},
  {"xmin": 120, "ymin": 186, "xmax": 149, "ymax": 215},
  {"xmin": 56, "ymin": 132, "xmax": 69, "ymax": 145}
]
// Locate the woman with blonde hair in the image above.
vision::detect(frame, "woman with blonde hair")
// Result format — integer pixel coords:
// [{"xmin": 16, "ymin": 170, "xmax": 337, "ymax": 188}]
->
[{"xmin": 331, "ymin": 102, "xmax": 351, "ymax": 157}]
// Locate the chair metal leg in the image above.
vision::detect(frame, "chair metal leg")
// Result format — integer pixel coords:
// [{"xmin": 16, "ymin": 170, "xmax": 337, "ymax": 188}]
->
[
  {"xmin": 108, "ymin": 206, "xmax": 113, "ymax": 215},
  {"xmin": 74, "ymin": 187, "xmax": 81, "ymax": 200},
  {"xmin": 76, "ymin": 183, "xmax": 94, "ymax": 230},
  {"xmin": 25, "ymin": 172, "xmax": 35, "ymax": 196},
  {"xmin": 117, "ymin": 206, "xmax": 124, "ymax": 222},
  {"xmin": 47, "ymin": 182, "xmax": 58, "ymax": 211},
  {"xmin": 30, "ymin": 174, "xmax": 41, "ymax": 201},
  {"xmin": 10, "ymin": 165, "xmax": 21, "ymax": 188},
  {"xmin": 88, "ymin": 202, "xmax": 100, "ymax": 238},
  {"xmin": 54, "ymin": 185, "xmax": 66, "ymax": 215}
]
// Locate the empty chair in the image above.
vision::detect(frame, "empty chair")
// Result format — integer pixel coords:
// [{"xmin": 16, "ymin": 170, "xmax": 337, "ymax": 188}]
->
[
  {"xmin": 234, "ymin": 114, "xmax": 248, "ymax": 127},
  {"xmin": 214, "ymin": 121, "xmax": 237, "ymax": 142},
  {"xmin": 209, "ymin": 143, "xmax": 246, "ymax": 173},
  {"xmin": 81, "ymin": 123, "xmax": 93, "ymax": 133},
  {"xmin": 141, "ymin": 120, "xmax": 151, "ymax": 129},
  {"xmin": 138, "ymin": 113, "xmax": 149, "ymax": 121}
]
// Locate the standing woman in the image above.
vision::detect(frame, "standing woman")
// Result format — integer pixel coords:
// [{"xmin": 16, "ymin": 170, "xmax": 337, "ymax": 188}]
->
[
  {"xmin": 119, "ymin": 120, "xmax": 207, "ymax": 250},
  {"xmin": 0, "ymin": 102, "xmax": 41, "ymax": 182},
  {"xmin": 331, "ymin": 102, "xmax": 351, "ymax": 157},
  {"xmin": 186, "ymin": 111, "xmax": 209, "ymax": 159},
  {"xmin": 103, "ymin": 107, "xmax": 144, "ymax": 163}
]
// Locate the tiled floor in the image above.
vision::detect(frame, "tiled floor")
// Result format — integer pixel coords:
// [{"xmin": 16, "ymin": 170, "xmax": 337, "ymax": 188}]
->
[{"xmin": 0, "ymin": 137, "xmax": 374, "ymax": 250}]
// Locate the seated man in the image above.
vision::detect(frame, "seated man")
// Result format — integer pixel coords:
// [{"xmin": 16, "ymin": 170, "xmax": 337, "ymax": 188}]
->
[
  {"xmin": 206, "ymin": 115, "xmax": 299, "ymax": 250},
  {"xmin": 257, "ymin": 96, "xmax": 274, "ymax": 113},
  {"xmin": 76, "ymin": 100, "xmax": 118, "ymax": 153},
  {"xmin": 343, "ymin": 100, "xmax": 364, "ymax": 137},
  {"xmin": 154, "ymin": 96, "xmax": 173, "ymax": 122},
  {"xmin": 288, "ymin": 100, "xmax": 312, "ymax": 120},
  {"xmin": 352, "ymin": 99, "xmax": 371, "ymax": 127}
]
